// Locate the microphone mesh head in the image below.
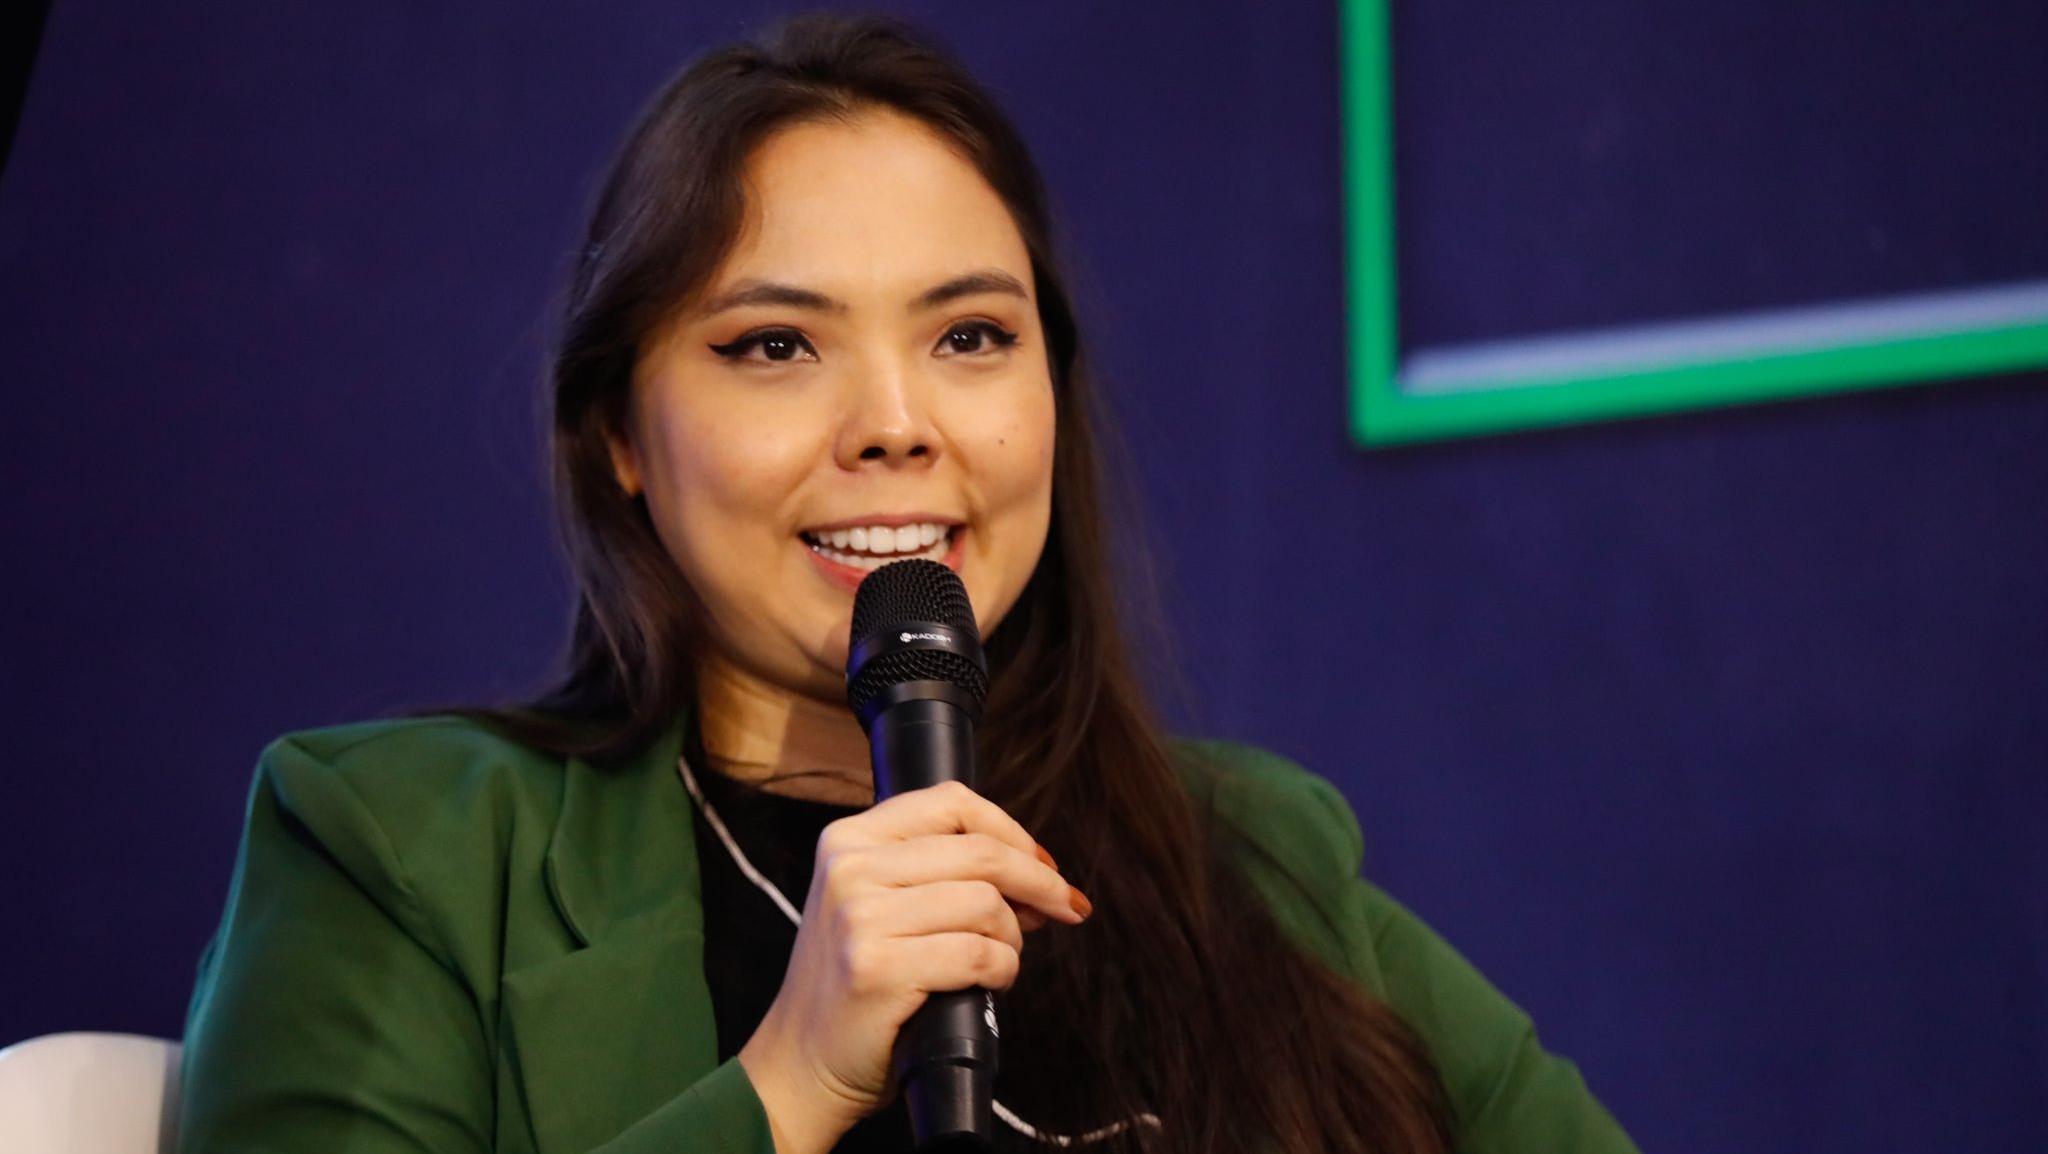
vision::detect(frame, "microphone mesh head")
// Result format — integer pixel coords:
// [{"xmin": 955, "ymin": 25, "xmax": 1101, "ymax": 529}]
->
[
  {"xmin": 847, "ymin": 559, "xmax": 987, "ymax": 716},
  {"xmin": 850, "ymin": 558, "xmax": 977, "ymax": 640}
]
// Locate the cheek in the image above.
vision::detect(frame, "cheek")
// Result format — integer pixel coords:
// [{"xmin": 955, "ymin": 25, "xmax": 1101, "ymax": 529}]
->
[
  {"xmin": 986, "ymin": 476, "xmax": 1054, "ymax": 630},
  {"xmin": 637, "ymin": 402, "xmax": 812, "ymax": 576},
  {"xmin": 1008, "ymin": 389, "xmax": 1058, "ymax": 507},
  {"xmin": 969, "ymin": 384, "xmax": 1058, "ymax": 580}
]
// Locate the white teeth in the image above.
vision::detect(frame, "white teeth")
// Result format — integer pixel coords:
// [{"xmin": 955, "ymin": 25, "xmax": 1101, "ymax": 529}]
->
[{"xmin": 804, "ymin": 522, "xmax": 955, "ymax": 568}]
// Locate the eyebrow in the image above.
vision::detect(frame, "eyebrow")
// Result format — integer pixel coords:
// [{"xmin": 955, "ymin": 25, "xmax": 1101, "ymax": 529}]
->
[
  {"xmin": 696, "ymin": 268, "xmax": 1029, "ymax": 318},
  {"xmin": 697, "ymin": 280, "xmax": 843, "ymax": 317},
  {"xmin": 915, "ymin": 269, "xmax": 1030, "ymax": 310}
]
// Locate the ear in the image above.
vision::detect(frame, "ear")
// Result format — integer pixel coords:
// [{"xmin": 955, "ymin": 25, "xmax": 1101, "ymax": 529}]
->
[{"xmin": 605, "ymin": 425, "xmax": 644, "ymax": 498}]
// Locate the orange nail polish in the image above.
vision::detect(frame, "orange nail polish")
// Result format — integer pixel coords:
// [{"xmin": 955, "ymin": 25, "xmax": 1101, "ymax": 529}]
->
[
  {"xmin": 1034, "ymin": 844, "xmax": 1060, "ymax": 872},
  {"xmin": 1068, "ymin": 885, "xmax": 1093, "ymax": 919}
]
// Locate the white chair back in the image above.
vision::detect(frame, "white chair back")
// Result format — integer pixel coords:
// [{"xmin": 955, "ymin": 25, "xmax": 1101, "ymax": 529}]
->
[{"xmin": 0, "ymin": 1033, "xmax": 181, "ymax": 1154}]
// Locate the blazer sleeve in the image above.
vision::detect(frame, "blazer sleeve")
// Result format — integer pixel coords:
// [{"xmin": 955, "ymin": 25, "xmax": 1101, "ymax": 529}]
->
[
  {"xmin": 178, "ymin": 739, "xmax": 775, "ymax": 1154},
  {"xmin": 1298, "ymin": 772, "xmax": 1640, "ymax": 1154}
]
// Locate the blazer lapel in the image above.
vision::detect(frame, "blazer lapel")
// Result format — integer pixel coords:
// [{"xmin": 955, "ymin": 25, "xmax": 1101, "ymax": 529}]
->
[{"xmin": 501, "ymin": 719, "xmax": 723, "ymax": 1154}]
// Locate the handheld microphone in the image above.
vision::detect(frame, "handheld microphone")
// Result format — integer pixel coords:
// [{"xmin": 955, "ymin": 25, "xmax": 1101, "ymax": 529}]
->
[{"xmin": 846, "ymin": 558, "xmax": 995, "ymax": 1149}]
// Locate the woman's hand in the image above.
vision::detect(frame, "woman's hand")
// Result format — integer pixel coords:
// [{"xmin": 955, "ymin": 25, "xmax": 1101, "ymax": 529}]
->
[{"xmin": 736, "ymin": 780, "xmax": 1091, "ymax": 1154}]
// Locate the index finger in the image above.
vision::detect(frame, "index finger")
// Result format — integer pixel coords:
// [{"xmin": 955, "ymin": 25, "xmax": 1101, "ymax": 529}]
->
[{"xmin": 850, "ymin": 780, "xmax": 1038, "ymax": 856}]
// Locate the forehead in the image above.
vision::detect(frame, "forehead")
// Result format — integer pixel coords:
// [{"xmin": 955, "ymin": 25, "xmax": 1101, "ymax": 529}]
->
[{"xmin": 719, "ymin": 109, "xmax": 1033, "ymax": 296}]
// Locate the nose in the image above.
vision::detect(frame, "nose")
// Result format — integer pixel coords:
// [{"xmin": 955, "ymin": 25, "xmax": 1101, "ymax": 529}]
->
[{"xmin": 834, "ymin": 352, "xmax": 938, "ymax": 469}]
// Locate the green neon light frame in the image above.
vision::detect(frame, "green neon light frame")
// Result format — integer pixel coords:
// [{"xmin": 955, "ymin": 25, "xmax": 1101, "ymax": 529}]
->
[{"xmin": 1340, "ymin": 0, "xmax": 2048, "ymax": 447}]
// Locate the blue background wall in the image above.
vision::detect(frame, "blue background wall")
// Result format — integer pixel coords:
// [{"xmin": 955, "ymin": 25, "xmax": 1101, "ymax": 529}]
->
[{"xmin": 4, "ymin": 4, "xmax": 2045, "ymax": 1152}]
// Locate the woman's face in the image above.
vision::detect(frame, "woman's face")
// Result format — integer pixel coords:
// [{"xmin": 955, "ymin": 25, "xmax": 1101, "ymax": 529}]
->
[{"xmin": 613, "ymin": 110, "xmax": 1057, "ymax": 704}]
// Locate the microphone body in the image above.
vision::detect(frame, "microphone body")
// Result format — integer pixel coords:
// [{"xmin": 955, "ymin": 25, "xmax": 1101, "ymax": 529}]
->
[{"xmin": 846, "ymin": 561, "xmax": 997, "ymax": 1149}]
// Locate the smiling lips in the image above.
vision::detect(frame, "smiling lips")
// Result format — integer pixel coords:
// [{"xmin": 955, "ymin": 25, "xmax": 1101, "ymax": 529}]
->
[{"xmin": 801, "ymin": 521, "xmax": 958, "ymax": 572}]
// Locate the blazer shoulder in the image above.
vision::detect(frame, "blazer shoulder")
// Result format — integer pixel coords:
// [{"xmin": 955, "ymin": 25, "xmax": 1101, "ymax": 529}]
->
[
  {"xmin": 1171, "ymin": 737, "xmax": 1368, "ymax": 929},
  {"xmin": 1170, "ymin": 739, "xmax": 1375, "ymax": 974},
  {"xmin": 262, "ymin": 712, "xmax": 563, "ymax": 794},
  {"xmin": 254, "ymin": 715, "xmax": 569, "ymax": 885},
  {"xmin": 265, "ymin": 712, "xmax": 550, "ymax": 764}
]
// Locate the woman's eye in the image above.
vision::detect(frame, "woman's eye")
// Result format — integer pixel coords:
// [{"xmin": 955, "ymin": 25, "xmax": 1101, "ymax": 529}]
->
[
  {"xmin": 708, "ymin": 328, "xmax": 818, "ymax": 364},
  {"xmin": 937, "ymin": 320, "xmax": 1019, "ymax": 357}
]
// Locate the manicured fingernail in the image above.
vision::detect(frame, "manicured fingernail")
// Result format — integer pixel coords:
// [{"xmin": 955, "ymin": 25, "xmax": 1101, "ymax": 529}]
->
[
  {"xmin": 1034, "ymin": 844, "xmax": 1060, "ymax": 872},
  {"xmin": 1068, "ymin": 885, "xmax": 1093, "ymax": 919}
]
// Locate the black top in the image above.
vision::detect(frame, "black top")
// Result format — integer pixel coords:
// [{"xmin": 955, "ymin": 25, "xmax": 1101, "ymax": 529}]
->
[
  {"xmin": 688, "ymin": 755, "xmax": 905, "ymax": 1151},
  {"xmin": 690, "ymin": 754, "xmax": 1045, "ymax": 1152}
]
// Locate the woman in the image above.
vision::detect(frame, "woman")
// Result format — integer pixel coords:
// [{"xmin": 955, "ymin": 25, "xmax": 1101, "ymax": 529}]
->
[{"xmin": 179, "ymin": 15, "xmax": 1636, "ymax": 1154}]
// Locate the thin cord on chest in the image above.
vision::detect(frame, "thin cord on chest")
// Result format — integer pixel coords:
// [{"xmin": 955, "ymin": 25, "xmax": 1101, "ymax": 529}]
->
[{"xmin": 678, "ymin": 755, "xmax": 1161, "ymax": 1148}]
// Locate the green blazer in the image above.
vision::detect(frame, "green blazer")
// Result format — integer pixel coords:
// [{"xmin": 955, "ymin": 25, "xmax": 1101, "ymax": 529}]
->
[{"xmin": 179, "ymin": 716, "xmax": 1637, "ymax": 1153}]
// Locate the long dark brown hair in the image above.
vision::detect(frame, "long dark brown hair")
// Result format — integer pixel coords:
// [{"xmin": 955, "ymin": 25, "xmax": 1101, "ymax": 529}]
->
[{"xmin": 482, "ymin": 15, "xmax": 1450, "ymax": 1153}]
